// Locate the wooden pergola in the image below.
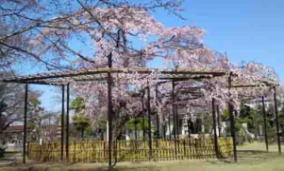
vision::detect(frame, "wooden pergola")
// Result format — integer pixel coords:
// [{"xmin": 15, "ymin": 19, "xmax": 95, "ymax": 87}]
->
[
  {"xmin": 232, "ymin": 82, "xmax": 281, "ymax": 157},
  {"xmin": 1, "ymin": 65, "xmax": 281, "ymax": 166}
]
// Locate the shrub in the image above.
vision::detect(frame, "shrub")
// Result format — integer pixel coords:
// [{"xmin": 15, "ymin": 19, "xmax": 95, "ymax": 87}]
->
[{"xmin": 0, "ymin": 146, "xmax": 5, "ymax": 158}]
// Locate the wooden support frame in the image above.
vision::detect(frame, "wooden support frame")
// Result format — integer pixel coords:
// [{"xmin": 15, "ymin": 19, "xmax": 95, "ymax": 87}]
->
[
  {"xmin": 2, "ymin": 65, "xmax": 279, "ymax": 165},
  {"xmin": 61, "ymin": 85, "xmax": 65, "ymax": 161},
  {"xmin": 273, "ymin": 87, "xmax": 282, "ymax": 154},
  {"xmin": 171, "ymin": 80, "xmax": 178, "ymax": 158},
  {"xmin": 212, "ymin": 98, "xmax": 219, "ymax": 158},
  {"xmin": 228, "ymin": 72, "xmax": 238, "ymax": 162},
  {"xmin": 146, "ymin": 80, "xmax": 153, "ymax": 159},
  {"xmin": 23, "ymin": 84, "xmax": 28, "ymax": 164},
  {"xmin": 66, "ymin": 84, "xmax": 70, "ymax": 161},
  {"xmin": 1, "ymin": 67, "xmax": 227, "ymax": 86},
  {"xmin": 216, "ymin": 105, "xmax": 221, "ymax": 137},
  {"xmin": 155, "ymin": 84, "xmax": 160, "ymax": 139},
  {"xmin": 107, "ymin": 53, "xmax": 113, "ymax": 168},
  {"xmin": 262, "ymin": 96, "xmax": 269, "ymax": 152},
  {"xmin": 141, "ymin": 92, "xmax": 146, "ymax": 141}
]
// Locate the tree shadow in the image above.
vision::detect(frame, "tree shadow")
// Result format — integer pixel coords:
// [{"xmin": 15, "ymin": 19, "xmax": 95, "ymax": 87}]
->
[{"xmin": 207, "ymin": 150, "xmax": 271, "ymax": 165}]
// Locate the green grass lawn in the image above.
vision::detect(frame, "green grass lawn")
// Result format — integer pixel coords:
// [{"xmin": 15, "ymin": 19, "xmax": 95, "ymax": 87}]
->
[{"xmin": 0, "ymin": 142, "xmax": 283, "ymax": 171}]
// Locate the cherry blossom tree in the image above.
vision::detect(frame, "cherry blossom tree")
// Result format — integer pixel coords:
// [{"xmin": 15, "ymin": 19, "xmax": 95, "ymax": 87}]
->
[
  {"xmin": 0, "ymin": 0, "xmax": 184, "ymax": 70},
  {"xmin": 1, "ymin": 0, "xmax": 281, "ymax": 143}
]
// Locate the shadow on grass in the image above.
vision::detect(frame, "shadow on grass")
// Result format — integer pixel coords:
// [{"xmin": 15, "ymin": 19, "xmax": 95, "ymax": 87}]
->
[
  {"xmin": 207, "ymin": 150, "xmax": 273, "ymax": 165},
  {"xmin": 2, "ymin": 161, "xmax": 161, "ymax": 171},
  {"xmin": 237, "ymin": 150, "xmax": 267, "ymax": 153}
]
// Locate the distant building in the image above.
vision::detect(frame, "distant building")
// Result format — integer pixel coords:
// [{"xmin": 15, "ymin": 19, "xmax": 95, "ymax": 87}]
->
[
  {"xmin": 1, "ymin": 125, "xmax": 24, "ymax": 152},
  {"xmin": 0, "ymin": 124, "xmax": 63, "ymax": 152}
]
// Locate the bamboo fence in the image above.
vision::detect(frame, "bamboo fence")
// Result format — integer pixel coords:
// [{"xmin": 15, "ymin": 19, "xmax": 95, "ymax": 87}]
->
[{"xmin": 28, "ymin": 137, "xmax": 232, "ymax": 162}]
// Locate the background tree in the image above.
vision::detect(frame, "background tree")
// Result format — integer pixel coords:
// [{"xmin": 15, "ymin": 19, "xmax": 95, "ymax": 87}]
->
[
  {"xmin": 0, "ymin": 73, "xmax": 42, "ymax": 134},
  {"xmin": 70, "ymin": 96, "xmax": 91, "ymax": 138}
]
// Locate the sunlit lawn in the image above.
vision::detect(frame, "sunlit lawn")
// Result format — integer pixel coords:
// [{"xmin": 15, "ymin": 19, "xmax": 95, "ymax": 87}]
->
[{"xmin": 1, "ymin": 142, "xmax": 284, "ymax": 171}]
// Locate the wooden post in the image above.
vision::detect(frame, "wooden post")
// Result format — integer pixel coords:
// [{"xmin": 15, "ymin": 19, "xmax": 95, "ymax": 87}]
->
[
  {"xmin": 134, "ymin": 114, "xmax": 138, "ymax": 160},
  {"xmin": 155, "ymin": 85, "xmax": 160, "ymax": 139},
  {"xmin": 273, "ymin": 86, "xmax": 281, "ymax": 154},
  {"xmin": 156, "ymin": 114, "xmax": 160, "ymax": 139},
  {"xmin": 23, "ymin": 84, "xmax": 28, "ymax": 164},
  {"xmin": 146, "ymin": 80, "xmax": 152, "ymax": 159},
  {"xmin": 66, "ymin": 84, "xmax": 70, "ymax": 161},
  {"xmin": 172, "ymin": 80, "xmax": 177, "ymax": 158},
  {"xmin": 107, "ymin": 53, "xmax": 113, "ymax": 167},
  {"xmin": 141, "ymin": 92, "xmax": 146, "ymax": 141},
  {"xmin": 134, "ymin": 115, "xmax": 138, "ymax": 141},
  {"xmin": 176, "ymin": 108, "xmax": 179, "ymax": 140},
  {"xmin": 163, "ymin": 116, "xmax": 166, "ymax": 139},
  {"xmin": 216, "ymin": 105, "xmax": 221, "ymax": 137},
  {"xmin": 262, "ymin": 96, "xmax": 269, "ymax": 152},
  {"xmin": 212, "ymin": 98, "xmax": 219, "ymax": 158},
  {"xmin": 61, "ymin": 85, "xmax": 65, "ymax": 161},
  {"xmin": 187, "ymin": 117, "xmax": 191, "ymax": 138},
  {"xmin": 228, "ymin": 72, "xmax": 237, "ymax": 162},
  {"xmin": 168, "ymin": 115, "xmax": 171, "ymax": 139}
]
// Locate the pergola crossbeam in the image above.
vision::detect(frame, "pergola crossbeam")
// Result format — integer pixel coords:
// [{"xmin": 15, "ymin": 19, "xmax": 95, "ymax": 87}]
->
[{"xmin": 1, "ymin": 67, "xmax": 227, "ymax": 85}]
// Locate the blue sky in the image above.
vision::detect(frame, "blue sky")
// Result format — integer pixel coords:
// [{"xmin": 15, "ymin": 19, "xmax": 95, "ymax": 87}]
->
[
  {"xmin": 171, "ymin": 0, "xmax": 284, "ymax": 82},
  {"xmin": 28, "ymin": 0, "xmax": 284, "ymax": 112}
]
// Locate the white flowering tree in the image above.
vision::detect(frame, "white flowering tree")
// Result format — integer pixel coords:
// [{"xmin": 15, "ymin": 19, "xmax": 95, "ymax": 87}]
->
[{"xmin": 0, "ymin": 0, "xmax": 281, "ymax": 143}]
